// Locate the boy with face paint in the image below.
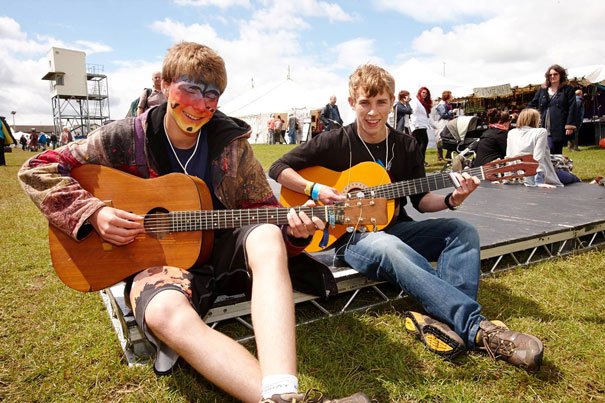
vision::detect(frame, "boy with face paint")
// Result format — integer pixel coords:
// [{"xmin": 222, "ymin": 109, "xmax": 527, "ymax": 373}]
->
[{"xmin": 18, "ymin": 42, "xmax": 369, "ymax": 403}]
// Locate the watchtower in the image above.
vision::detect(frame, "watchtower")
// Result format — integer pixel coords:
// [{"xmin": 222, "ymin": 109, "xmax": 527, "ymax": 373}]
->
[{"xmin": 41, "ymin": 47, "xmax": 110, "ymax": 137}]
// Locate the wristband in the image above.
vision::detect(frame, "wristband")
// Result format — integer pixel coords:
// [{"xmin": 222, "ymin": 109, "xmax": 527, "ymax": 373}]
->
[
  {"xmin": 304, "ymin": 181, "xmax": 315, "ymax": 196},
  {"xmin": 311, "ymin": 183, "xmax": 323, "ymax": 201},
  {"xmin": 444, "ymin": 192, "xmax": 459, "ymax": 210}
]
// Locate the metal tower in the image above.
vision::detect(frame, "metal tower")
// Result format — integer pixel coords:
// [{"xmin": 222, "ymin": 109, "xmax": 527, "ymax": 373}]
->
[{"xmin": 41, "ymin": 47, "xmax": 110, "ymax": 137}]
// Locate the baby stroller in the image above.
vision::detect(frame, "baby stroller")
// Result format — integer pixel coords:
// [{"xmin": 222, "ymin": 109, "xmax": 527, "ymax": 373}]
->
[{"xmin": 439, "ymin": 116, "xmax": 483, "ymax": 172}]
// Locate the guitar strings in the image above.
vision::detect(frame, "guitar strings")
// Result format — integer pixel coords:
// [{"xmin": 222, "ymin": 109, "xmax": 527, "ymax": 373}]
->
[
  {"xmin": 140, "ymin": 160, "xmax": 533, "ymax": 232},
  {"xmin": 139, "ymin": 203, "xmax": 376, "ymax": 232}
]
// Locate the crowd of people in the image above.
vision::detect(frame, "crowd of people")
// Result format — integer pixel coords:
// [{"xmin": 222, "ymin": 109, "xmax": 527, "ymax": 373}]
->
[
  {"xmin": 388, "ymin": 63, "xmax": 584, "ymax": 187},
  {"xmin": 16, "ymin": 127, "xmax": 71, "ymax": 152},
  {"xmin": 17, "ymin": 43, "xmax": 590, "ymax": 402}
]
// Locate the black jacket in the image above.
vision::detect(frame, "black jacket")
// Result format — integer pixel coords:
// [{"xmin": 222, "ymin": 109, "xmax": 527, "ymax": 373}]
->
[{"xmin": 528, "ymin": 84, "xmax": 577, "ymax": 142}]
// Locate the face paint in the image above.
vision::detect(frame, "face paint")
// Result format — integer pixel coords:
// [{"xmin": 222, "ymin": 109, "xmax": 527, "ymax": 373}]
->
[{"xmin": 167, "ymin": 79, "xmax": 221, "ymax": 133}]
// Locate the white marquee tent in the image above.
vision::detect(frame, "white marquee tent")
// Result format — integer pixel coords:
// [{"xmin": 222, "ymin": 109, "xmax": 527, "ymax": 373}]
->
[{"xmin": 219, "ymin": 78, "xmax": 328, "ymax": 143}]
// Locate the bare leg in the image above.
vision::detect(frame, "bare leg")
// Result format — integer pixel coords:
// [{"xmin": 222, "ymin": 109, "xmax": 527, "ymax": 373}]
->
[
  {"xmin": 246, "ymin": 224, "xmax": 297, "ymax": 376},
  {"xmin": 143, "ymin": 290, "xmax": 263, "ymax": 402}
]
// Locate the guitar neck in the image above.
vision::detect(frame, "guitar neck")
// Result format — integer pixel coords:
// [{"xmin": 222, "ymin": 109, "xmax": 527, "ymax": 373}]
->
[
  {"xmin": 365, "ymin": 166, "xmax": 485, "ymax": 199},
  {"xmin": 147, "ymin": 206, "xmax": 336, "ymax": 233}
]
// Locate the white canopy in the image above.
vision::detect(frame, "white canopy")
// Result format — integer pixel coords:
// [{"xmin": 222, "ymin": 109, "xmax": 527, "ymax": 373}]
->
[
  {"xmin": 220, "ymin": 78, "xmax": 325, "ymax": 117},
  {"xmin": 219, "ymin": 78, "xmax": 327, "ymax": 143}
]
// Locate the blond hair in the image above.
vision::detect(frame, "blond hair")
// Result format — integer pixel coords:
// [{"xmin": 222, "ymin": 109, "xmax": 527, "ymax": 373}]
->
[
  {"xmin": 348, "ymin": 64, "xmax": 395, "ymax": 102},
  {"xmin": 516, "ymin": 108, "xmax": 541, "ymax": 128},
  {"xmin": 162, "ymin": 42, "xmax": 227, "ymax": 94}
]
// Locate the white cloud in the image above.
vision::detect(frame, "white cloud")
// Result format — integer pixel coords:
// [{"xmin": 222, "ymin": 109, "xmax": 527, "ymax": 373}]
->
[
  {"xmin": 173, "ymin": 0, "xmax": 252, "ymax": 8},
  {"xmin": 374, "ymin": 0, "xmax": 497, "ymax": 23},
  {"xmin": 386, "ymin": 0, "xmax": 605, "ymax": 92}
]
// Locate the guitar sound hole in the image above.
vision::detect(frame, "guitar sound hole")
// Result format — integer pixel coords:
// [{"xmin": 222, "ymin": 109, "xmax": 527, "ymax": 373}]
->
[
  {"xmin": 345, "ymin": 185, "xmax": 367, "ymax": 199},
  {"xmin": 145, "ymin": 207, "xmax": 170, "ymax": 239}
]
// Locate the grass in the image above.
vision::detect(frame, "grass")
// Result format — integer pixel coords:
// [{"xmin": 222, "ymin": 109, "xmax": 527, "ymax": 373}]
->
[{"xmin": 1, "ymin": 145, "xmax": 604, "ymax": 402}]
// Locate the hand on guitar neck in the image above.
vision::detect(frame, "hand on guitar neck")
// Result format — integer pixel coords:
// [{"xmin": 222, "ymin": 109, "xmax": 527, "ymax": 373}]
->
[{"xmin": 285, "ymin": 199, "xmax": 327, "ymax": 239}]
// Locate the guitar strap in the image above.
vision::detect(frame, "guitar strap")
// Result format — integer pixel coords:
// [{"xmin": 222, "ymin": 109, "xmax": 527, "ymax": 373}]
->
[{"xmin": 133, "ymin": 114, "xmax": 150, "ymax": 178}]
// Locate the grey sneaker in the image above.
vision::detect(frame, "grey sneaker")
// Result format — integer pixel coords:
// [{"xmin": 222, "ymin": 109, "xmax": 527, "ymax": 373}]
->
[
  {"xmin": 261, "ymin": 389, "xmax": 370, "ymax": 403},
  {"xmin": 403, "ymin": 311, "xmax": 466, "ymax": 358},
  {"xmin": 476, "ymin": 320, "xmax": 544, "ymax": 371}
]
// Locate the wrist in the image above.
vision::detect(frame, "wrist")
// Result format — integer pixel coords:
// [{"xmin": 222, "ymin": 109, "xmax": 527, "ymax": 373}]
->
[
  {"xmin": 311, "ymin": 183, "xmax": 323, "ymax": 202},
  {"xmin": 303, "ymin": 181, "xmax": 315, "ymax": 196},
  {"xmin": 444, "ymin": 192, "xmax": 460, "ymax": 210}
]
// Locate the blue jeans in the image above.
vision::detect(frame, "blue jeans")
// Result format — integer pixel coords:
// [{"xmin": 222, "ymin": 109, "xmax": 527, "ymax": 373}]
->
[
  {"xmin": 287, "ymin": 128, "xmax": 297, "ymax": 144},
  {"xmin": 336, "ymin": 217, "xmax": 485, "ymax": 348}
]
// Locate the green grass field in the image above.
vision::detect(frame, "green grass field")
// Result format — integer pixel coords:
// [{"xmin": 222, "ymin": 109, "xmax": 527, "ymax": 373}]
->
[{"xmin": 1, "ymin": 145, "xmax": 604, "ymax": 402}]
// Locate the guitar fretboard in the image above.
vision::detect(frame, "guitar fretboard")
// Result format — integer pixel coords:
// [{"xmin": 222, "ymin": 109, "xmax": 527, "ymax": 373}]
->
[
  {"xmin": 145, "ymin": 206, "xmax": 339, "ymax": 233},
  {"xmin": 353, "ymin": 166, "xmax": 486, "ymax": 200}
]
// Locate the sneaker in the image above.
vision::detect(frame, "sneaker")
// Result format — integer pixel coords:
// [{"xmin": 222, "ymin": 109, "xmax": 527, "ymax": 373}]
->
[
  {"xmin": 261, "ymin": 389, "xmax": 370, "ymax": 403},
  {"xmin": 476, "ymin": 320, "xmax": 544, "ymax": 371},
  {"xmin": 403, "ymin": 311, "xmax": 466, "ymax": 359}
]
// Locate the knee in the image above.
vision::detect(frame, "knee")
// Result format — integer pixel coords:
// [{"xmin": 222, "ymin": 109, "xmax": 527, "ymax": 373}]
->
[
  {"xmin": 447, "ymin": 218, "xmax": 480, "ymax": 244},
  {"xmin": 144, "ymin": 289, "xmax": 193, "ymax": 335},
  {"xmin": 247, "ymin": 224, "xmax": 289, "ymax": 273},
  {"xmin": 246, "ymin": 224, "xmax": 285, "ymax": 254}
]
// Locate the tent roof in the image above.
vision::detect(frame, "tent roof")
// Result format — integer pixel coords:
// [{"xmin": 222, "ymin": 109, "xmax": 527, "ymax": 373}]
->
[{"xmin": 219, "ymin": 78, "xmax": 326, "ymax": 117}]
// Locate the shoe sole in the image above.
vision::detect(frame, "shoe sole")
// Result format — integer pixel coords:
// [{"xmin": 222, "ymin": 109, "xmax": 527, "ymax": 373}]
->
[{"xmin": 404, "ymin": 312, "xmax": 464, "ymax": 359}]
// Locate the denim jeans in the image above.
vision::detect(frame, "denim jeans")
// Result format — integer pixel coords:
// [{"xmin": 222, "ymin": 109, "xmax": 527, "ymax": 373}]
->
[{"xmin": 336, "ymin": 217, "xmax": 485, "ymax": 348}]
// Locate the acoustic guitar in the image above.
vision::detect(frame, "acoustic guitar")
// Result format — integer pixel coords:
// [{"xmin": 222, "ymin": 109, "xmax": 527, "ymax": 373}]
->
[
  {"xmin": 48, "ymin": 164, "xmax": 388, "ymax": 292},
  {"xmin": 280, "ymin": 154, "xmax": 538, "ymax": 252}
]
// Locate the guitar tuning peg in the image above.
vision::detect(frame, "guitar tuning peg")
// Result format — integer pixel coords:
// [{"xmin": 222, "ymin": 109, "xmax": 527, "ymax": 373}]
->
[
  {"xmin": 346, "ymin": 226, "xmax": 355, "ymax": 233},
  {"xmin": 356, "ymin": 191, "xmax": 365, "ymax": 199},
  {"xmin": 358, "ymin": 226, "xmax": 367, "ymax": 233}
]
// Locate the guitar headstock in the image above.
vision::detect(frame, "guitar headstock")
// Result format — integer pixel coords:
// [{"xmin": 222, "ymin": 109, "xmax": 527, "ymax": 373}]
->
[
  {"xmin": 332, "ymin": 198, "xmax": 389, "ymax": 227},
  {"xmin": 482, "ymin": 154, "xmax": 539, "ymax": 181}
]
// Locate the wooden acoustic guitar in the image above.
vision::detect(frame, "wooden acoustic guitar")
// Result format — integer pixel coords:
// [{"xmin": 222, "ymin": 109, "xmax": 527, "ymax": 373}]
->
[
  {"xmin": 280, "ymin": 154, "xmax": 538, "ymax": 252},
  {"xmin": 48, "ymin": 164, "xmax": 389, "ymax": 292}
]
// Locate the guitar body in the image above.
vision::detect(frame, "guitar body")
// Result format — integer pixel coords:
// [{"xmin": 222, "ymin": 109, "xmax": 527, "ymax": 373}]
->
[
  {"xmin": 280, "ymin": 161, "xmax": 395, "ymax": 252},
  {"xmin": 49, "ymin": 165, "xmax": 213, "ymax": 292}
]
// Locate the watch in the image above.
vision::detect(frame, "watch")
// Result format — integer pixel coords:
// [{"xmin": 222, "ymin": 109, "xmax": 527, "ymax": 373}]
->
[{"xmin": 444, "ymin": 192, "xmax": 459, "ymax": 210}]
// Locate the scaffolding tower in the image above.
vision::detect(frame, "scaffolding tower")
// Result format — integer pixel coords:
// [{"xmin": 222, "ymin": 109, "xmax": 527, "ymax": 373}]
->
[{"xmin": 41, "ymin": 47, "xmax": 110, "ymax": 137}]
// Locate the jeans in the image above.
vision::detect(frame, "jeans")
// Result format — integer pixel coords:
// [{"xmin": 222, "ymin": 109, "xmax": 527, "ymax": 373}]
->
[
  {"xmin": 287, "ymin": 128, "xmax": 297, "ymax": 144},
  {"xmin": 336, "ymin": 217, "xmax": 485, "ymax": 348}
]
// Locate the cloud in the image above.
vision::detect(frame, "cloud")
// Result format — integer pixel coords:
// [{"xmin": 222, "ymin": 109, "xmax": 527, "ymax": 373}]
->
[
  {"xmin": 374, "ymin": 0, "xmax": 497, "ymax": 23},
  {"xmin": 386, "ymin": 0, "xmax": 605, "ymax": 89},
  {"xmin": 173, "ymin": 0, "xmax": 252, "ymax": 8}
]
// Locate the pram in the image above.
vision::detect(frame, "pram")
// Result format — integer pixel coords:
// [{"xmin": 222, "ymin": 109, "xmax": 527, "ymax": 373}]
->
[{"xmin": 439, "ymin": 116, "xmax": 483, "ymax": 172}]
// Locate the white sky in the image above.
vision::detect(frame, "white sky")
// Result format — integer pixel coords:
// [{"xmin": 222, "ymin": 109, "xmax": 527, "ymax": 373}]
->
[{"xmin": 1, "ymin": 0, "xmax": 604, "ymax": 126}]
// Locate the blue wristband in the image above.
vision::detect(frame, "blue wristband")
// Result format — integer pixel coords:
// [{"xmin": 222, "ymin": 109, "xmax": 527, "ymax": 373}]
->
[{"xmin": 311, "ymin": 183, "xmax": 323, "ymax": 201}]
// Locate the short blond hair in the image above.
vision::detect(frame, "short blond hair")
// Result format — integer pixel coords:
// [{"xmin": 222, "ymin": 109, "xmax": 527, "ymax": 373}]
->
[
  {"xmin": 517, "ymin": 108, "xmax": 541, "ymax": 128},
  {"xmin": 162, "ymin": 42, "xmax": 227, "ymax": 94},
  {"xmin": 348, "ymin": 64, "xmax": 395, "ymax": 102}
]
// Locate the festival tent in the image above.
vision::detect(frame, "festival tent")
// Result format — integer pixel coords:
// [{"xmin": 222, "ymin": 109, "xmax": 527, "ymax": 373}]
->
[{"xmin": 219, "ymin": 78, "xmax": 328, "ymax": 143}]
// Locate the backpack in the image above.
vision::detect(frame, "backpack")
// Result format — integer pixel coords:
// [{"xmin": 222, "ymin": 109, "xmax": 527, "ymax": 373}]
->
[{"xmin": 126, "ymin": 88, "xmax": 152, "ymax": 117}]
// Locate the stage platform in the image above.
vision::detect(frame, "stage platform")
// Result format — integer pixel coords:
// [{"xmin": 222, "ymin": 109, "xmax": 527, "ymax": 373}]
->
[{"xmin": 102, "ymin": 180, "xmax": 605, "ymax": 366}]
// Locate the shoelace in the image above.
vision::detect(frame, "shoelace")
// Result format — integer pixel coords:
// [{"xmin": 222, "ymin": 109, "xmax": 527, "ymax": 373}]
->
[
  {"xmin": 482, "ymin": 326, "xmax": 515, "ymax": 361},
  {"xmin": 260, "ymin": 388, "xmax": 324, "ymax": 403}
]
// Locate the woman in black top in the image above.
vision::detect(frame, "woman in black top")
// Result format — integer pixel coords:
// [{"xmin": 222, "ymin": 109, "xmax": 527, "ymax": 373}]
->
[
  {"xmin": 472, "ymin": 109, "xmax": 510, "ymax": 167},
  {"xmin": 528, "ymin": 64, "xmax": 577, "ymax": 154}
]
